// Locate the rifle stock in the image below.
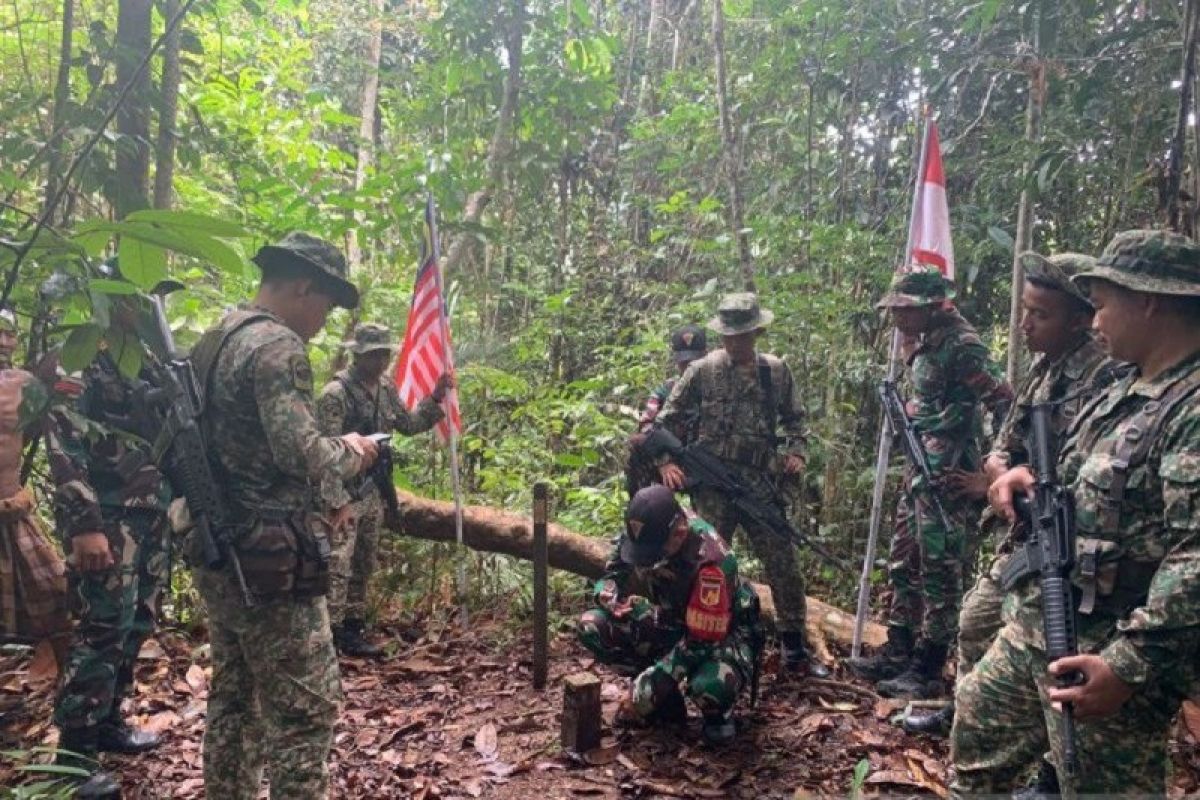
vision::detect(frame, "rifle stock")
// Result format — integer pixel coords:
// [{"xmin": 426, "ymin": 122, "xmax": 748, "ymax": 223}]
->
[{"xmin": 877, "ymin": 380, "xmax": 957, "ymax": 534}]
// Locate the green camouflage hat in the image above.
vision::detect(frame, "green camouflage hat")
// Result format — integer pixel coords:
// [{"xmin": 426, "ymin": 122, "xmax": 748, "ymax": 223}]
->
[
  {"xmin": 875, "ymin": 268, "xmax": 955, "ymax": 309},
  {"xmin": 1018, "ymin": 251, "xmax": 1095, "ymax": 308},
  {"xmin": 708, "ymin": 292, "xmax": 774, "ymax": 335},
  {"xmin": 252, "ymin": 231, "xmax": 359, "ymax": 309},
  {"xmin": 342, "ymin": 322, "xmax": 395, "ymax": 354},
  {"xmin": 1073, "ymin": 229, "xmax": 1200, "ymax": 297}
]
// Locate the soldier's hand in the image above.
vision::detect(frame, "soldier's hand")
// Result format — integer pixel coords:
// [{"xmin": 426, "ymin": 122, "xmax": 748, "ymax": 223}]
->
[
  {"xmin": 983, "ymin": 454, "xmax": 1009, "ymax": 482},
  {"xmin": 783, "ymin": 454, "xmax": 805, "ymax": 475},
  {"xmin": 941, "ymin": 469, "xmax": 990, "ymax": 502},
  {"xmin": 431, "ymin": 372, "xmax": 455, "ymax": 402},
  {"xmin": 72, "ymin": 531, "xmax": 114, "ymax": 572},
  {"xmin": 659, "ymin": 463, "xmax": 686, "ymax": 490},
  {"xmin": 1046, "ymin": 654, "xmax": 1134, "ymax": 719},
  {"xmin": 988, "ymin": 466, "xmax": 1035, "ymax": 523},
  {"xmin": 342, "ymin": 432, "xmax": 380, "ymax": 471}
]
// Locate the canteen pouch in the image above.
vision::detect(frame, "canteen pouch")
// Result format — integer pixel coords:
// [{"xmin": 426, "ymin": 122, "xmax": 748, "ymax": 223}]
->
[{"xmin": 233, "ymin": 513, "xmax": 330, "ymax": 600}]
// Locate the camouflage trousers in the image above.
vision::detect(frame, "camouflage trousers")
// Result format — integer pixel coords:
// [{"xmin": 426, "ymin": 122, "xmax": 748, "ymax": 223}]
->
[
  {"xmin": 950, "ymin": 623, "xmax": 1183, "ymax": 796},
  {"xmin": 195, "ymin": 566, "xmax": 342, "ymax": 800},
  {"xmin": 956, "ymin": 552, "xmax": 1006, "ymax": 676},
  {"xmin": 327, "ymin": 491, "xmax": 381, "ymax": 626},
  {"xmin": 690, "ymin": 467, "xmax": 806, "ymax": 635},
  {"xmin": 54, "ymin": 509, "xmax": 167, "ymax": 730},
  {"xmin": 885, "ymin": 482, "xmax": 971, "ymax": 649},
  {"xmin": 577, "ymin": 604, "xmax": 752, "ymax": 722}
]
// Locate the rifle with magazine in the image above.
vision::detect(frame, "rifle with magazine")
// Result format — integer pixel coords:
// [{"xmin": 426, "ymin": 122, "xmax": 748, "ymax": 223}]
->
[
  {"xmin": 877, "ymin": 379, "xmax": 957, "ymax": 534},
  {"xmin": 144, "ymin": 295, "xmax": 255, "ymax": 606},
  {"xmin": 642, "ymin": 427, "xmax": 848, "ymax": 570},
  {"xmin": 359, "ymin": 432, "xmax": 401, "ymax": 527},
  {"xmin": 1001, "ymin": 403, "xmax": 1081, "ymax": 779}
]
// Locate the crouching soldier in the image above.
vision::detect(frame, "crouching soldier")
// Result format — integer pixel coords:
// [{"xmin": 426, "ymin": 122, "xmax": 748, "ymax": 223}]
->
[{"xmin": 577, "ymin": 485, "xmax": 762, "ymax": 744}]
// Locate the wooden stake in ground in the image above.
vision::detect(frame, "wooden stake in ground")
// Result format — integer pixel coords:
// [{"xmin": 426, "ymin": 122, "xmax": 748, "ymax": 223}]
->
[
  {"xmin": 561, "ymin": 672, "xmax": 602, "ymax": 754},
  {"xmin": 532, "ymin": 482, "xmax": 549, "ymax": 691}
]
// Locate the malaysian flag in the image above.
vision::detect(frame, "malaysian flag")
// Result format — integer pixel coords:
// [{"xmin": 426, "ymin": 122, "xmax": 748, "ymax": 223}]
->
[{"xmin": 394, "ymin": 196, "xmax": 462, "ymax": 442}]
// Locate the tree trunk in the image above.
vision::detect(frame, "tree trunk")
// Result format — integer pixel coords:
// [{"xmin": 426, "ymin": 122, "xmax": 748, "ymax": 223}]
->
[
  {"xmin": 114, "ymin": 0, "xmax": 154, "ymax": 218},
  {"xmin": 440, "ymin": 0, "xmax": 524, "ymax": 281},
  {"xmin": 1166, "ymin": 0, "xmax": 1199, "ymax": 232},
  {"xmin": 43, "ymin": 0, "xmax": 76, "ymax": 225},
  {"xmin": 710, "ymin": 0, "xmax": 754, "ymax": 291},
  {"xmin": 347, "ymin": 0, "xmax": 385, "ymax": 271},
  {"xmin": 392, "ymin": 488, "xmax": 889, "ymax": 658},
  {"xmin": 153, "ymin": 0, "xmax": 182, "ymax": 209}
]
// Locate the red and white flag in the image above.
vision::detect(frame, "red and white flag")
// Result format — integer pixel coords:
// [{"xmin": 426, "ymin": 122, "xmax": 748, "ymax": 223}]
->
[
  {"xmin": 906, "ymin": 119, "xmax": 955, "ymax": 279},
  {"xmin": 395, "ymin": 196, "xmax": 462, "ymax": 443}
]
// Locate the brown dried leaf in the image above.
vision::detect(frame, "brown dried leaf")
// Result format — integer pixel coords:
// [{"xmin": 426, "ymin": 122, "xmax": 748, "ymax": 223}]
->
[
  {"xmin": 1183, "ymin": 700, "xmax": 1200, "ymax": 741},
  {"xmin": 474, "ymin": 722, "xmax": 498, "ymax": 759},
  {"xmin": 185, "ymin": 664, "xmax": 207, "ymax": 694},
  {"xmin": 582, "ymin": 744, "xmax": 619, "ymax": 766},
  {"xmin": 26, "ymin": 640, "xmax": 58, "ymax": 685},
  {"xmin": 905, "ymin": 755, "xmax": 949, "ymax": 798},
  {"xmin": 398, "ymin": 657, "xmax": 455, "ymax": 674}
]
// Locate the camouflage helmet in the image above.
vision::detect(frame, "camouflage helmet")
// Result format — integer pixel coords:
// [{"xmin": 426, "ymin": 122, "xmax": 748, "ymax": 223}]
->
[
  {"xmin": 1073, "ymin": 229, "xmax": 1200, "ymax": 298},
  {"xmin": 708, "ymin": 292, "xmax": 774, "ymax": 335},
  {"xmin": 670, "ymin": 324, "xmax": 707, "ymax": 363},
  {"xmin": 342, "ymin": 322, "xmax": 395, "ymax": 355},
  {"xmin": 875, "ymin": 268, "xmax": 955, "ymax": 309},
  {"xmin": 251, "ymin": 232, "xmax": 359, "ymax": 309},
  {"xmin": 1018, "ymin": 251, "xmax": 1095, "ymax": 308}
]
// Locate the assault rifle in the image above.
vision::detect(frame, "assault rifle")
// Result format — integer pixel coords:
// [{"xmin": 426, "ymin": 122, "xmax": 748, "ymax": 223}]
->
[
  {"xmin": 145, "ymin": 296, "xmax": 254, "ymax": 607},
  {"xmin": 1001, "ymin": 403, "xmax": 1080, "ymax": 779},
  {"xmin": 877, "ymin": 380, "xmax": 956, "ymax": 534},
  {"xmin": 360, "ymin": 432, "xmax": 401, "ymax": 526},
  {"xmin": 641, "ymin": 427, "xmax": 849, "ymax": 570}
]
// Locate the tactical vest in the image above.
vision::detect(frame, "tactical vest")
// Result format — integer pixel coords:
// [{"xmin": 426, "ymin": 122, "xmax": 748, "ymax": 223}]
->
[
  {"xmin": 692, "ymin": 353, "xmax": 783, "ymax": 468},
  {"xmin": 332, "ymin": 371, "xmax": 387, "ymax": 436}
]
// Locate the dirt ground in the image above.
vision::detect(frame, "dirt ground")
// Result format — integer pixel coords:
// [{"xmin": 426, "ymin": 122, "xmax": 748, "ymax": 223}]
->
[{"xmin": 2, "ymin": 610, "xmax": 1198, "ymax": 799}]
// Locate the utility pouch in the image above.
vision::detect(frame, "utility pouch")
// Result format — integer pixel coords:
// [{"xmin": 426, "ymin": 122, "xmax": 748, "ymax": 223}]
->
[
  {"xmin": 233, "ymin": 516, "xmax": 298, "ymax": 600},
  {"xmin": 293, "ymin": 512, "xmax": 332, "ymax": 599}
]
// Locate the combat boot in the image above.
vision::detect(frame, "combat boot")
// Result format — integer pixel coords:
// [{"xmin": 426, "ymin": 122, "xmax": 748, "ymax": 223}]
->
[
  {"xmin": 876, "ymin": 640, "xmax": 948, "ymax": 699},
  {"xmin": 335, "ymin": 618, "xmax": 384, "ymax": 658},
  {"xmin": 1012, "ymin": 758, "xmax": 1059, "ymax": 800},
  {"xmin": 846, "ymin": 625, "xmax": 913, "ymax": 681},
  {"xmin": 96, "ymin": 709, "xmax": 162, "ymax": 754},
  {"xmin": 701, "ymin": 712, "xmax": 736, "ymax": 745},
  {"xmin": 779, "ymin": 632, "xmax": 831, "ymax": 678},
  {"xmin": 57, "ymin": 727, "xmax": 122, "ymax": 799},
  {"xmin": 901, "ymin": 701, "xmax": 953, "ymax": 736}
]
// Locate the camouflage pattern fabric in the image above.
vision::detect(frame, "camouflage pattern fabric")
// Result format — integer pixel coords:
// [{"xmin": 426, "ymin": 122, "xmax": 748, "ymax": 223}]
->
[
  {"xmin": 192, "ymin": 307, "xmax": 365, "ymax": 798},
  {"xmin": 316, "ymin": 369, "xmax": 442, "ymax": 625},
  {"xmin": 887, "ymin": 309, "xmax": 1013, "ymax": 648},
  {"xmin": 577, "ymin": 517, "xmax": 762, "ymax": 723},
  {"xmin": 625, "ymin": 379, "xmax": 676, "ymax": 496},
  {"xmin": 195, "ymin": 566, "xmax": 340, "ymax": 800},
  {"xmin": 1075, "ymin": 228, "xmax": 1200, "ymax": 297},
  {"xmin": 0, "ymin": 488, "xmax": 68, "ymax": 641},
  {"xmin": 46, "ymin": 350, "xmax": 172, "ymax": 731},
  {"xmin": 952, "ymin": 351, "xmax": 1200, "ymax": 795},
  {"xmin": 958, "ymin": 336, "xmax": 1119, "ymax": 676},
  {"xmin": 655, "ymin": 348, "xmax": 807, "ymax": 634}
]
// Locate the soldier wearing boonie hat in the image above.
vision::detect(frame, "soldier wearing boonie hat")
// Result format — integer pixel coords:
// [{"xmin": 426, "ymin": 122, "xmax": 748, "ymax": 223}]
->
[
  {"xmin": 316, "ymin": 322, "xmax": 448, "ymax": 657},
  {"xmin": 954, "ymin": 230, "xmax": 1200, "ymax": 796},
  {"xmin": 653, "ymin": 292, "xmax": 829, "ymax": 678},
  {"xmin": 849, "ymin": 269, "xmax": 1013, "ymax": 700}
]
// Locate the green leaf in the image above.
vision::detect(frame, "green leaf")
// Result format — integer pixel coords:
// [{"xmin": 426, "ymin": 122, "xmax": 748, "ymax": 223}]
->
[
  {"xmin": 987, "ymin": 226, "xmax": 1014, "ymax": 253},
  {"xmin": 109, "ymin": 330, "xmax": 144, "ymax": 379},
  {"xmin": 60, "ymin": 325, "xmax": 102, "ymax": 372},
  {"xmin": 74, "ymin": 229, "xmax": 111, "ymax": 257},
  {"xmin": 88, "ymin": 279, "xmax": 140, "ymax": 295},
  {"xmin": 125, "ymin": 210, "xmax": 249, "ymax": 238},
  {"xmin": 118, "ymin": 237, "xmax": 168, "ymax": 289}
]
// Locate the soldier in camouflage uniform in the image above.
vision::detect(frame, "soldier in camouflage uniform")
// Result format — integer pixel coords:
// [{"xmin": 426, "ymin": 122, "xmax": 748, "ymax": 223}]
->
[
  {"xmin": 47, "ymin": 281, "xmax": 180, "ymax": 798},
  {"xmin": 904, "ymin": 253, "xmax": 1121, "ymax": 767},
  {"xmin": 848, "ymin": 270, "xmax": 1012, "ymax": 698},
  {"xmin": 316, "ymin": 323, "xmax": 447, "ymax": 657},
  {"xmin": 953, "ymin": 230, "xmax": 1200, "ymax": 796},
  {"xmin": 655, "ymin": 293, "xmax": 828, "ymax": 677},
  {"xmin": 577, "ymin": 485, "xmax": 762, "ymax": 744},
  {"xmin": 624, "ymin": 324, "xmax": 707, "ymax": 496},
  {"xmin": 189, "ymin": 233, "xmax": 380, "ymax": 800}
]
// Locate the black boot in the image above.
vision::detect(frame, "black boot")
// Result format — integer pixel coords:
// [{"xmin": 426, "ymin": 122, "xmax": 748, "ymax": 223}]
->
[
  {"xmin": 1012, "ymin": 758, "xmax": 1060, "ymax": 800},
  {"xmin": 779, "ymin": 632, "xmax": 831, "ymax": 678},
  {"xmin": 96, "ymin": 709, "xmax": 162, "ymax": 754},
  {"xmin": 876, "ymin": 640, "xmax": 948, "ymax": 699},
  {"xmin": 902, "ymin": 702, "xmax": 953, "ymax": 736},
  {"xmin": 57, "ymin": 727, "xmax": 122, "ymax": 799},
  {"xmin": 335, "ymin": 618, "xmax": 384, "ymax": 658},
  {"xmin": 846, "ymin": 626, "xmax": 913, "ymax": 681},
  {"xmin": 701, "ymin": 712, "xmax": 736, "ymax": 745}
]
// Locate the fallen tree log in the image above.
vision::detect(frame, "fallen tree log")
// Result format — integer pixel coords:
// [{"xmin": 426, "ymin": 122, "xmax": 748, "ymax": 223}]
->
[{"xmin": 394, "ymin": 489, "xmax": 887, "ymax": 659}]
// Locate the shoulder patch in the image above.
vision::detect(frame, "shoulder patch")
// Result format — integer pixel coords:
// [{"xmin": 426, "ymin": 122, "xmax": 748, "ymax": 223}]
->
[{"xmin": 290, "ymin": 356, "xmax": 314, "ymax": 393}]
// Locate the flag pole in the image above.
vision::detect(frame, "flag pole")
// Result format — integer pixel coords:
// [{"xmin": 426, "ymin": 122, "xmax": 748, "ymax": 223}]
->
[
  {"xmin": 851, "ymin": 106, "xmax": 933, "ymax": 658},
  {"xmin": 427, "ymin": 191, "xmax": 469, "ymax": 627}
]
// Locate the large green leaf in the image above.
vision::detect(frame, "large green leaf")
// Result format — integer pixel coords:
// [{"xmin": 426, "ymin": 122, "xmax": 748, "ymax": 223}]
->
[
  {"xmin": 60, "ymin": 325, "xmax": 103, "ymax": 373},
  {"xmin": 125, "ymin": 209, "xmax": 250, "ymax": 238},
  {"xmin": 118, "ymin": 237, "xmax": 168, "ymax": 289}
]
